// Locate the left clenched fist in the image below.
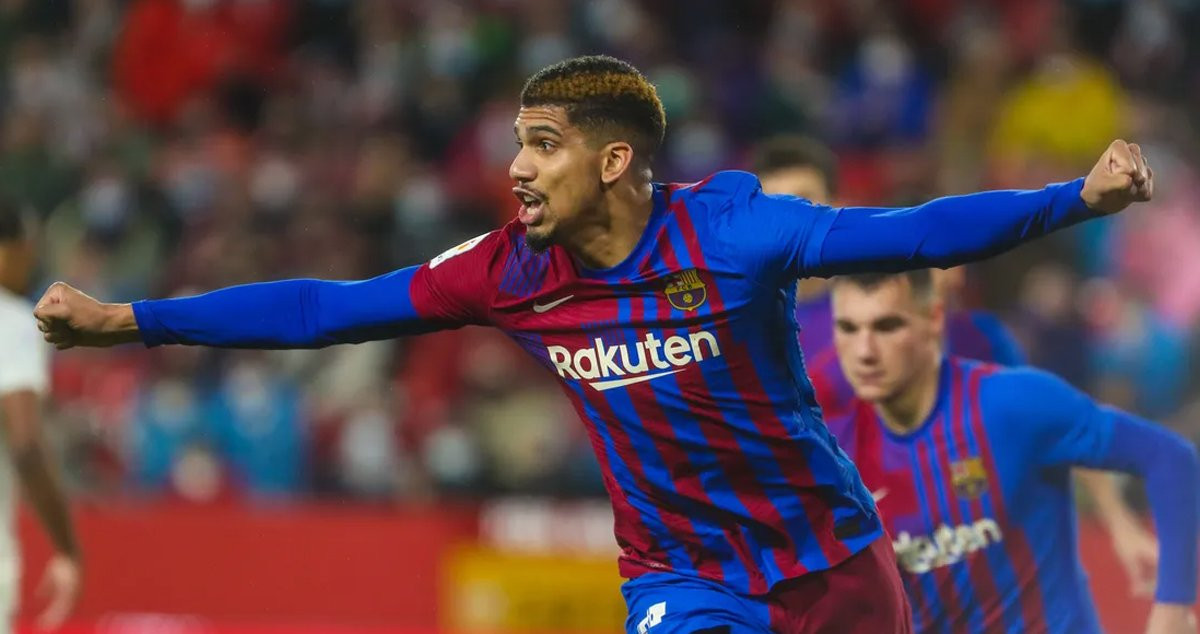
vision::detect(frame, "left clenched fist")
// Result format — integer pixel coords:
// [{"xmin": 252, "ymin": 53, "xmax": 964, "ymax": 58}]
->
[{"xmin": 1081, "ymin": 139, "xmax": 1154, "ymax": 215}]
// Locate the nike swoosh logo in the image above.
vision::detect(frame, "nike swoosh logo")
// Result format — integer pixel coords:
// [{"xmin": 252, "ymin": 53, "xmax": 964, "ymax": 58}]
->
[
  {"xmin": 532, "ymin": 295, "xmax": 574, "ymax": 313},
  {"xmin": 590, "ymin": 370, "xmax": 683, "ymax": 391},
  {"xmin": 871, "ymin": 488, "xmax": 889, "ymax": 502}
]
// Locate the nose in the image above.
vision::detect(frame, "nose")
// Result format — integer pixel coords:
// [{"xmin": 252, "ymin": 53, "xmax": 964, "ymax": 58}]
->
[
  {"xmin": 853, "ymin": 331, "xmax": 879, "ymax": 364},
  {"xmin": 509, "ymin": 146, "xmax": 535, "ymax": 183}
]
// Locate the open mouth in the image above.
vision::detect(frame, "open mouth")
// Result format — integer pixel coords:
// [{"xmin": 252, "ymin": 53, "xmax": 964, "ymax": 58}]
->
[{"xmin": 513, "ymin": 187, "xmax": 546, "ymax": 225}]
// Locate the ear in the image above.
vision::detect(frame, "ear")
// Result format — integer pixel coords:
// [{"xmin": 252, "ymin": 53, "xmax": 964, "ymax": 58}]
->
[
  {"xmin": 600, "ymin": 141, "xmax": 635, "ymax": 185},
  {"xmin": 929, "ymin": 297, "xmax": 947, "ymax": 339}
]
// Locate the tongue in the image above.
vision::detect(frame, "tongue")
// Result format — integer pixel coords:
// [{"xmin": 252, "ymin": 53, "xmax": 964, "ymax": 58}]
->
[{"xmin": 518, "ymin": 202, "xmax": 543, "ymax": 225}]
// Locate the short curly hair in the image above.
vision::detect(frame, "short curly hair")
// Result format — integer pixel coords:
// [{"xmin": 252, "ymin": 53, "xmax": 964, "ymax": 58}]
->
[{"xmin": 521, "ymin": 55, "xmax": 666, "ymax": 162}]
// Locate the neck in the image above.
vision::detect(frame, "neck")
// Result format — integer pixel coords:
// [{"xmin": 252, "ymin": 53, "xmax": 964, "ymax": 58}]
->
[
  {"xmin": 875, "ymin": 353, "xmax": 943, "ymax": 435},
  {"xmin": 566, "ymin": 180, "xmax": 655, "ymax": 269},
  {"xmin": 0, "ymin": 244, "xmax": 28, "ymax": 296}
]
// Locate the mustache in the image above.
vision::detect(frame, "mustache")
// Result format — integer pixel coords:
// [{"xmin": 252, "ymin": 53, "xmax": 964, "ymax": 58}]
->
[{"xmin": 513, "ymin": 185, "xmax": 548, "ymax": 201}]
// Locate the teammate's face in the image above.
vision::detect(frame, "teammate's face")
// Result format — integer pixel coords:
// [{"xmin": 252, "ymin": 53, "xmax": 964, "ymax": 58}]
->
[
  {"xmin": 831, "ymin": 277, "xmax": 944, "ymax": 403},
  {"xmin": 510, "ymin": 105, "xmax": 605, "ymax": 252},
  {"xmin": 758, "ymin": 166, "xmax": 831, "ymax": 205}
]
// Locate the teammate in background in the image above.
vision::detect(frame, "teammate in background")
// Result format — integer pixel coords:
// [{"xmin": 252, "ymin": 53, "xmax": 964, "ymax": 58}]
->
[
  {"xmin": 749, "ymin": 137, "xmax": 1026, "ymax": 421},
  {"xmin": 34, "ymin": 56, "xmax": 1153, "ymax": 632},
  {"xmin": 827, "ymin": 269, "xmax": 1197, "ymax": 634},
  {"xmin": 754, "ymin": 135, "xmax": 1161, "ymax": 596},
  {"xmin": 0, "ymin": 200, "xmax": 81, "ymax": 632}
]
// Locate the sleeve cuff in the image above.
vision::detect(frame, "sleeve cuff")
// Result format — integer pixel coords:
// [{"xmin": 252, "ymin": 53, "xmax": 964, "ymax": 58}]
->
[
  {"xmin": 1048, "ymin": 177, "xmax": 1092, "ymax": 226},
  {"xmin": 131, "ymin": 300, "xmax": 166, "ymax": 348}
]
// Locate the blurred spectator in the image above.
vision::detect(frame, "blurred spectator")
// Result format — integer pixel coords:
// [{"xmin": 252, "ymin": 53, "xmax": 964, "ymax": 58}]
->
[
  {"xmin": 1080, "ymin": 278, "xmax": 1189, "ymax": 420},
  {"xmin": 128, "ymin": 347, "xmax": 211, "ymax": 494},
  {"xmin": 828, "ymin": 12, "xmax": 935, "ymax": 152},
  {"xmin": 1010, "ymin": 262, "xmax": 1093, "ymax": 390},
  {"xmin": 0, "ymin": 109, "xmax": 77, "ymax": 216},
  {"xmin": 208, "ymin": 351, "xmax": 305, "ymax": 499},
  {"xmin": 113, "ymin": 0, "xmax": 289, "ymax": 127},
  {"xmin": 988, "ymin": 20, "xmax": 1126, "ymax": 185},
  {"xmin": 935, "ymin": 16, "xmax": 1011, "ymax": 194}
]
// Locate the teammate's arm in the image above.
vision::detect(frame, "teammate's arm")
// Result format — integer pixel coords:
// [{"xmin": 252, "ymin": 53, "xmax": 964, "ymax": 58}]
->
[
  {"xmin": 35, "ymin": 233, "xmax": 501, "ymax": 350},
  {"xmin": 968, "ymin": 313, "xmax": 1158, "ymax": 590},
  {"xmin": 1076, "ymin": 468, "xmax": 1161, "ymax": 596},
  {"xmin": 989, "ymin": 369, "xmax": 1199, "ymax": 611}
]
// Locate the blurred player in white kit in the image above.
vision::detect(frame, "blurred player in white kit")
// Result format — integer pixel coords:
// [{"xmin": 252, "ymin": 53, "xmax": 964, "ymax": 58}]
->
[{"xmin": 0, "ymin": 198, "xmax": 80, "ymax": 632}]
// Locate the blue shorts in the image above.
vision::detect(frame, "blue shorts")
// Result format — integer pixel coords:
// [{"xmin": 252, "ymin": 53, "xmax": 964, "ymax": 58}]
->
[{"xmin": 623, "ymin": 571, "xmax": 771, "ymax": 633}]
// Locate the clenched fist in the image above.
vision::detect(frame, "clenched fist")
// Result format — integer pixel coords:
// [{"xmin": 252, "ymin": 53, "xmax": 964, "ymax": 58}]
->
[
  {"xmin": 1081, "ymin": 139, "xmax": 1154, "ymax": 215},
  {"xmin": 33, "ymin": 282, "xmax": 141, "ymax": 350}
]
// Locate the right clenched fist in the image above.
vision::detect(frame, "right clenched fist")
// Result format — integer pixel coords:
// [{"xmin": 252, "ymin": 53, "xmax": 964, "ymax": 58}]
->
[{"xmin": 33, "ymin": 282, "xmax": 141, "ymax": 350}]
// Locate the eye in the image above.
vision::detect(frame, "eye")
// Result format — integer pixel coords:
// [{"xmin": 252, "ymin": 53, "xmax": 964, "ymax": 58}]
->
[
  {"xmin": 538, "ymin": 140, "xmax": 555, "ymax": 152},
  {"xmin": 874, "ymin": 317, "xmax": 906, "ymax": 333}
]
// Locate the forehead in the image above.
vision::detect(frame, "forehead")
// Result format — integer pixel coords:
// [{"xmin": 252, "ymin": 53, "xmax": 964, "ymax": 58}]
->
[
  {"xmin": 831, "ymin": 278, "xmax": 916, "ymax": 318},
  {"xmin": 759, "ymin": 166, "xmax": 830, "ymax": 202},
  {"xmin": 514, "ymin": 105, "xmax": 574, "ymax": 135}
]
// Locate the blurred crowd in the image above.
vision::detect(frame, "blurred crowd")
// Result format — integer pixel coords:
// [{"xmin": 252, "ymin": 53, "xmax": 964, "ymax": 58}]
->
[{"xmin": 2, "ymin": 0, "xmax": 1199, "ymax": 504}]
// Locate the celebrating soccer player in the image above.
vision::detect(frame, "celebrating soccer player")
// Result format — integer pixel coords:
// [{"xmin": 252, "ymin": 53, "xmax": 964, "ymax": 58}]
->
[
  {"xmin": 753, "ymin": 135, "xmax": 1163, "ymax": 598},
  {"xmin": 826, "ymin": 269, "xmax": 1197, "ymax": 634},
  {"xmin": 35, "ymin": 56, "xmax": 1154, "ymax": 632}
]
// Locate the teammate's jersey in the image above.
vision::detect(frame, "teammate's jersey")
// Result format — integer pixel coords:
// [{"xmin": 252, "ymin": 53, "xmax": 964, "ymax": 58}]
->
[
  {"xmin": 803, "ymin": 298, "xmax": 1025, "ymax": 421},
  {"xmin": 0, "ymin": 288, "xmax": 50, "ymax": 570},
  {"xmin": 829, "ymin": 356, "xmax": 1182, "ymax": 634},
  {"xmin": 134, "ymin": 171, "xmax": 1097, "ymax": 595}
]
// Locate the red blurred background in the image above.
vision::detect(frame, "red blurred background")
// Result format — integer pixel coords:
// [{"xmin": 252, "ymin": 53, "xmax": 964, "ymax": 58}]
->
[{"xmin": 11, "ymin": 506, "xmax": 1184, "ymax": 634}]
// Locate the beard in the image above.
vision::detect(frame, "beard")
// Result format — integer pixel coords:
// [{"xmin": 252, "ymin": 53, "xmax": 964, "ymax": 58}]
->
[{"xmin": 524, "ymin": 226, "xmax": 554, "ymax": 253}]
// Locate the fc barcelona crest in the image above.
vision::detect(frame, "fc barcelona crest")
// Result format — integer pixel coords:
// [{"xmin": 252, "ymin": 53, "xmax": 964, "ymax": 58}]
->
[
  {"xmin": 950, "ymin": 457, "xmax": 988, "ymax": 499},
  {"xmin": 664, "ymin": 269, "xmax": 707, "ymax": 311}
]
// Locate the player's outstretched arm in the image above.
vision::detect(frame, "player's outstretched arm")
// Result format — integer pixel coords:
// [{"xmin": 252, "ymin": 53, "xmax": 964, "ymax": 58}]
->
[
  {"xmin": 36, "ymin": 268, "xmax": 465, "ymax": 350},
  {"xmin": 35, "ymin": 232, "xmax": 501, "ymax": 350},
  {"xmin": 811, "ymin": 140, "xmax": 1152, "ymax": 276}
]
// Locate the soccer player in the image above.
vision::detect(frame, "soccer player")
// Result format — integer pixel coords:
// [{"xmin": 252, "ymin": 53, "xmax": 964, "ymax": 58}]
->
[
  {"xmin": 0, "ymin": 200, "xmax": 81, "ymax": 632},
  {"xmin": 753, "ymin": 135, "xmax": 1162, "ymax": 596},
  {"xmin": 34, "ymin": 56, "xmax": 1153, "ymax": 632},
  {"xmin": 826, "ymin": 268, "xmax": 1197, "ymax": 634}
]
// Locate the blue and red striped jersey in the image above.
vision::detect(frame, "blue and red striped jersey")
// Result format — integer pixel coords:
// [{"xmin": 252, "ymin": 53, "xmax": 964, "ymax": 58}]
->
[
  {"xmin": 409, "ymin": 173, "xmax": 882, "ymax": 593},
  {"xmin": 828, "ymin": 357, "xmax": 1199, "ymax": 633},
  {"xmin": 133, "ymin": 171, "xmax": 1100, "ymax": 595}
]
